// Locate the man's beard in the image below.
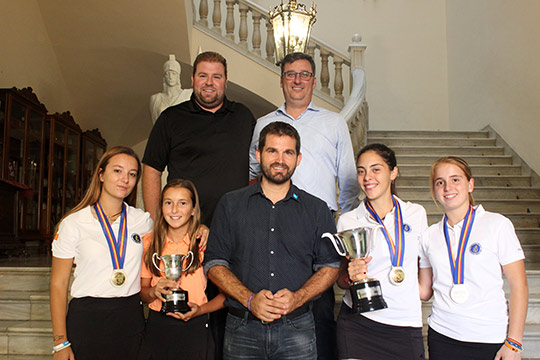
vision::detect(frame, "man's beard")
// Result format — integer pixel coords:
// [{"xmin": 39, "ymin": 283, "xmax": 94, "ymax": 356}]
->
[
  {"xmin": 193, "ymin": 86, "xmax": 224, "ymax": 110},
  {"xmin": 261, "ymin": 161, "xmax": 295, "ymax": 184}
]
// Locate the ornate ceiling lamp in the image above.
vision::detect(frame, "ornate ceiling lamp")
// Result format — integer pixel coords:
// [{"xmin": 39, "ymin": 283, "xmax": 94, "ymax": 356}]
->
[{"xmin": 269, "ymin": 0, "xmax": 317, "ymax": 65}]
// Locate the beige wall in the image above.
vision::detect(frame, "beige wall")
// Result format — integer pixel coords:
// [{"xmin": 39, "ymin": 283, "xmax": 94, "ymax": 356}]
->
[
  {"xmin": 446, "ymin": 0, "xmax": 540, "ymax": 173},
  {"xmin": 0, "ymin": 0, "xmax": 72, "ymax": 112},
  {"xmin": 254, "ymin": 0, "xmax": 450, "ymax": 131}
]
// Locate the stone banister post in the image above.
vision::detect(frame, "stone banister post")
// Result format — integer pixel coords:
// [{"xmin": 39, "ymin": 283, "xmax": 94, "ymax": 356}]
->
[
  {"xmin": 252, "ymin": 13, "xmax": 262, "ymax": 55},
  {"xmin": 238, "ymin": 4, "xmax": 249, "ymax": 48},
  {"xmin": 225, "ymin": 0, "xmax": 235, "ymax": 40}
]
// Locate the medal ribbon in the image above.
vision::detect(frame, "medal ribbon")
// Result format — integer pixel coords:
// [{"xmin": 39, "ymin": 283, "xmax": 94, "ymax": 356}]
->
[
  {"xmin": 94, "ymin": 201, "xmax": 128, "ymax": 270},
  {"xmin": 443, "ymin": 205, "xmax": 476, "ymax": 285},
  {"xmin": 365, "ymin": 196, "xmax": 405, "ymax": 267}
]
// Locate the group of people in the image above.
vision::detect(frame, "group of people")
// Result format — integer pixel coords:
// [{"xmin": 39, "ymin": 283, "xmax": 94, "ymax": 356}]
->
[{"xmin": 49, "ymin": 50, "xmax": 528, "ymax": 360}]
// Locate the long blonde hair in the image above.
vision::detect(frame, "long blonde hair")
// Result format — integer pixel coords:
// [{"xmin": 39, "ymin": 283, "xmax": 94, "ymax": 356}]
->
[
  {"xmin": 54, "ymin": 146, "xmax": 141, "ymax": 235},
  {"xmin": 430, "ymin": 156, "xmax": 475, "ymax": 206},
  {"xmin": 144, "ymin": 179, "xmax": 202, "ymax": 277}
]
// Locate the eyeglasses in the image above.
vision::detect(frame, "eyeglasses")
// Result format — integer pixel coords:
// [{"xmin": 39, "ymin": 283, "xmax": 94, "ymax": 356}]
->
[{"xmin": 282, "ymin": 71, "xmax": 314, "ymax": 81}]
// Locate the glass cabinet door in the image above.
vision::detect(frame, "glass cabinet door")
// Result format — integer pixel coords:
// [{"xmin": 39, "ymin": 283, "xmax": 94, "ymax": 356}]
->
[
  {"xmin": 65, "ymin": 130, "xmax": 79, "ymax": 213},
  {"xmin": 8, "ymin": 100, "xmax": 26, "ymax": 183},
  {"xmin": 0, "ymin": 96, "xmax": 5, "ymax": 174},
  {"xmin": 22, "ymin": 110, "xmax": 43, "ymax": 231},
  {"xmin": 51, "ymin": 124, "xmax": 66, "ymax": 227}
]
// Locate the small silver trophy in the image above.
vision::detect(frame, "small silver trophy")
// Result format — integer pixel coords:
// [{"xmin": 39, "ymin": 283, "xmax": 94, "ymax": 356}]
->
[
  {"xmin": 323, "ymin": 227, "xmax": 387, "ymax": 313},
  {"xmin": 152, "ymin": 252, "xmax": 194, "ymax": 313}
]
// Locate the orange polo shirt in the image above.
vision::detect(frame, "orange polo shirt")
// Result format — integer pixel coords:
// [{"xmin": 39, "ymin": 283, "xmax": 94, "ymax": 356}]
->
[{"xmin": 141, "ymin": 232, "xmax": 208, "ymax": 312}]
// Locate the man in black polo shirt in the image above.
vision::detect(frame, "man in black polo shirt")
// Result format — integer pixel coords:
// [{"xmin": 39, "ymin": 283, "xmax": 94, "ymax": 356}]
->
[
  {"xmin": 205, "ymin": 121, "xmax": 340, "ymax": 359},
  {"xmin": 142, "ymin": 51, "xmax": 256, "ymax": 225},
  {"xmin": 142, "ymin": 51, "xmax": 256, "ymax": 360}
]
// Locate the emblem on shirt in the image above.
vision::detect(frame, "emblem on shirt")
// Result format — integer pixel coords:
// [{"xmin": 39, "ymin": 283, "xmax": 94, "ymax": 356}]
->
[
  {"xmin": 469, "ymin": 243, "xmax": 482, "ymax": 255},
  {"xmin": 131, "ymin": 234, "xmax": 142, "ymax": 244},
  {"xmin": 293, "ymin": 193, "xmax": 298, "ymax": 200},
  {"xmin": 403, "ymin": 224, "xmax": 411, "ymax": 232}
]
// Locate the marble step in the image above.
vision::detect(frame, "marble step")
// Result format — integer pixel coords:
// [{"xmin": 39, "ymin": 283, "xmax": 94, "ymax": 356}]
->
[
  {"xmin": 0, "ymin": 292, "xmax": 49, "ymax": 321},
  {"xmin": 396, "ymin": 154, "xmax": 513, "ymax": 165},
  {"xmin": 369, "ymin": 136, "xmax": 497, "ymax": 147},
  {"xmin": 368, "ymin": 130, "xmax": 490, "ymax": 139},
  {"xmin": 427, "ymin": 213, "xmax": 540, "ymax": 228},
  {"xmin": 398, "ymin": 164, "xmax": 522, "ymax": 176},
  {"xmin": 0, "ymin": 320, "xmax": 51, "ymax": 356},
  {"xmin": 399, "ymin": 186, "xmax": 540, "ymax": 200},
  {"xmin": 0, "ymin": 268, "xmax": 50, "ymax": 292},
  {"xmin": 398, "ymin": 175, "xmax": 531, "ymax": 187},
  {"xmin": 0, "ymin": 356, "xmax": 53, "ymax": 359},
  {"xmin": 390, "ymin": 145, "xmax": 505, "ymax": 156},
  {"xmin": 414, "ymin": 199, "xmax": 540, "ymax": 213}
]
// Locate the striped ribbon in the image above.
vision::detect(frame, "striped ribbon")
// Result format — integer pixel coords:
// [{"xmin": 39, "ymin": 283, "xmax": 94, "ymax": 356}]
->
[
  {"xmin": 94, "ymin": 201, "xmax": 128, "ymax": 270},
  {"xmin": 443, "ymin": 205, "xmax": 476, "ymax": 285},
  {"xmin": 365, "ymin": 196, "xmax": 405, "ymax": 267}
]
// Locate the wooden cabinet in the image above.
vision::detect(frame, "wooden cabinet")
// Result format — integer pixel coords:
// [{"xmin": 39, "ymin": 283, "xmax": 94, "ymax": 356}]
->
[
  {"xmin": 80, "ymin": 129, "xmax": 107, "ymax": 196},
  {"xmin": 0, "ymin": 88, "xmax": 107, "ymax": 255},
  {"xmin": 42, "ymin": 112, "xmax": 82, "ymax": 236},
  {"xmin": 0, "ymin": 88, "xmax": 47, "ymax": 249}
]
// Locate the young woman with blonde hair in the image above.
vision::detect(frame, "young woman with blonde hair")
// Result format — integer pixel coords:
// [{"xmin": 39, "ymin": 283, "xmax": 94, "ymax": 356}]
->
[
  {"xmin": 419, "ymin": 156, "xmax": 528, "ymax": 359},
  {"xmin": 50, "ymin": 146, "xmax": 153, "ymax": 360}
]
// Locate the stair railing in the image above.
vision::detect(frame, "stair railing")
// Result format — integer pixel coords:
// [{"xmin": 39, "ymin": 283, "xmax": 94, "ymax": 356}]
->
[{"xmin": 193, "ymin": 0, "xmax": 369, "ymax": 146}]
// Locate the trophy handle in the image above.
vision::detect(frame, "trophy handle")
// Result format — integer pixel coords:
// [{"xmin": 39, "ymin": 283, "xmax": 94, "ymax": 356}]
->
[
  {"xmin": 152, "ymin": 253, "xmax": 165, "ymax": 273},
  {"xmin": 181, "ymin": 251, "xmax": 194, "ymax": 272},
  {"xmin": 322, "ymin": 233, "xmax": 347, "ymax": 257}
]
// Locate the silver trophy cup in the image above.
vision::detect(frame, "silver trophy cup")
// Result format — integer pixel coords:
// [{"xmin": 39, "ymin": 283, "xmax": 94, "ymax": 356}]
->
[
  {"xmin": 323, "ymin": 227, "xmax": 387, "ymax": 313},
  {"xmin": 152, "ymin": 252, "xmax": 194, "ymax": 313}
]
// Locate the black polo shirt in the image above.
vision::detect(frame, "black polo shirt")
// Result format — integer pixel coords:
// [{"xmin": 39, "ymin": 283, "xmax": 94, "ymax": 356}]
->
[
  {"xmin": 143, "ymin": 95, "xmax": 256, "ymax": 225},
  {"xmin": 204, "ymin": 182, "xmax": 340, "ymax": 311}
]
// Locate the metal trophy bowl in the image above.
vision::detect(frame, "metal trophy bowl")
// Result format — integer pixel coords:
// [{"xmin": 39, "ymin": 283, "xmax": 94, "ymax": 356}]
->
[
  {"xmin": 322, "ymin": 227, "xmax": 387, "ymax": 313},
  {"xmin": 152, "ymin": 252, "xmax": 194, "ymax": 314}
]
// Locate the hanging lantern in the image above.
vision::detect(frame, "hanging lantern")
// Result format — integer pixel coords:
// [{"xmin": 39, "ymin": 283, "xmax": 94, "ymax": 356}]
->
[{"xmin": 269, "ymin": 0, "xmax": 317, "ymax": 65}]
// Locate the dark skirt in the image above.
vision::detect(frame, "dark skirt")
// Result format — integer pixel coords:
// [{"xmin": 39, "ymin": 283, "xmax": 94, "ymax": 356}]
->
[
  {"xmin": 144, "ymin": 309, "xmax": 213, "ymax": 360},
  {"xmin": 66, "ymin": 293, "xmax": 146, "ymax": 360},
  {"xmin": 428, "ymin": 327, "xmax": 503, "ymax": 360},
  {"xmin": 336, "ymin": 303, "xmax": 425, "ymax": 360}
]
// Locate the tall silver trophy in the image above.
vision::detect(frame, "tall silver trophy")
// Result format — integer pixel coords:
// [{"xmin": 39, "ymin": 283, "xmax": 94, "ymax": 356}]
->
[
  {"xmin": 152, "ymin": 252, "xmax": 194, "ymax": 313},
  {"xmin": 323, "ymin": 227, "xmax": 387, "ymax": 313}
]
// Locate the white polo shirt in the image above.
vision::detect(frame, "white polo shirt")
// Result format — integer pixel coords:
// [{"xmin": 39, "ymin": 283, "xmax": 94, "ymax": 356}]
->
[
  {"xmin": 52, "ymin": 204, "xmax": 153, "ymax": 298},
  {"xmin": 419, "ymin": 205, "xmax": 525, "ymax": 343},
  {"xmin": 337, "ymin": 196, "xmax": 428, "ymax": 327}
]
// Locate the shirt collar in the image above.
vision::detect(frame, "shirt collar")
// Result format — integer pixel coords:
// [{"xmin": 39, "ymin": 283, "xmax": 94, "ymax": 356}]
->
[
  {"xmin": 248, "ymin": 181, "xmax": 301, "ymax": 203},
  {"xmin": 438, "ymin": 204, "xmax": 484, "ymax": 231},
  {"xmin": 188, "ymin": 94, "xmax": 234, "ymax": 114},
  {"xmin": 275, "ymin": 102, "xmax": 320, "ymax": 120},
  {"xmin": 165, "ymin": 233, "xmax": 191, "ymax": 246},
  {"xmin": 355, "ymin": 196, "xmax": 406, "ymax": 224}
]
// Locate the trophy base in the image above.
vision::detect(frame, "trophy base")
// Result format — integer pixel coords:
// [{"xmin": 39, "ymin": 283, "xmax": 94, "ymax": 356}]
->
[
  {"xmin": 161, "ymin": 289, "xmax": 190, "ymax": 314},
  {"xmin": 350, "ymin": 278, "xmax": 388, "ymax": 314}
]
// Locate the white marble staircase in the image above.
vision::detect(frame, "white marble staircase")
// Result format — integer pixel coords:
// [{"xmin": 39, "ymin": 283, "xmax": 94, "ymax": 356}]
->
[
  {"xmin": 368, "ymin": 129, "xmax": 540, "ymax": 358},
  {"xmin": 0, "ymin": 266, "xmax": 53, "ymax": 359}
]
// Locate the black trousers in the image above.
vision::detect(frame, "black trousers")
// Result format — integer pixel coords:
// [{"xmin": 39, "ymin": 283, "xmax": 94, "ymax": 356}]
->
[
  {"xmin": 428, "ymin": 327, "xmax": 503, "ymax": 360},
  {"xmin": 313, "ymin": 287, "xmax": 338, "ymax": 360},
  {"xmin": 145, "ymin": 309, "xmax": 212, "ymax": 360},
  {"xmin": 66, "ymin": 293, "xmax": 147, "ymax": 360}
]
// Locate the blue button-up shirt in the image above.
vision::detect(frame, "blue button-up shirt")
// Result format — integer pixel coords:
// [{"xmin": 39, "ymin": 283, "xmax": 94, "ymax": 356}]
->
[
  {"xmin": 204, "ymin": 182, "xmax": 340, "ymax": 311},
  {"xmin": 249, "ymin": 103, "xmax": 360, "ymax": 212}
]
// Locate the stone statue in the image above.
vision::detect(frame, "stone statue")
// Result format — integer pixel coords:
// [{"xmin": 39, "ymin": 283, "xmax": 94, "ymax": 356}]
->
[{"xmin": 149, "ymin": 54, "xmax": 193, "ymax": 123}]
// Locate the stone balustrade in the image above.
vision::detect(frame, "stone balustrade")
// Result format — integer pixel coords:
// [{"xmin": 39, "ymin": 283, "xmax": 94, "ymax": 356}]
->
[
  {"xmin": 193, "ymin": 0, "xmax": 369, "ymax": 146},
  {"xmin": 194, "ymin": 0, "xmax": 352, "ymax": 105}
]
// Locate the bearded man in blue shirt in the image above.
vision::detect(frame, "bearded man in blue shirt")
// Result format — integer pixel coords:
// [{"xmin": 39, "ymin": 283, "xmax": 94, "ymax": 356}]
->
[{"xmin": 206, "ymin": 121, "xmax": 340, "ymax": 360}]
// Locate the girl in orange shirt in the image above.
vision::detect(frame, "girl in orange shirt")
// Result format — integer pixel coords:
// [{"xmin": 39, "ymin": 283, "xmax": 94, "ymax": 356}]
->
[{"xmin": 141, "ymin": 179, "xmax": 225, "ymax": 359}]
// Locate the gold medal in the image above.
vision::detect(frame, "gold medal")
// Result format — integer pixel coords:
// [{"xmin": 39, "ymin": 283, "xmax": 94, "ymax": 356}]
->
[
  {"xmin": 389, "ymin": 266, "xmax": 405, "ymax": 285},
  {"xmin": 111, "ymin": 270, "xmax": 126, "ymax": 287}
]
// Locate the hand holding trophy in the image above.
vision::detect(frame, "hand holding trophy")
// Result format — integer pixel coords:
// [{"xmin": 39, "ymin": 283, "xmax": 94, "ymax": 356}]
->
[
  {"xmin": 152, "ymin": 252, "xmax": 194, "ymax": 314},
  {"xmin": 323, "ymin": 227, "xmax": 387, "ymax": 313}
]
